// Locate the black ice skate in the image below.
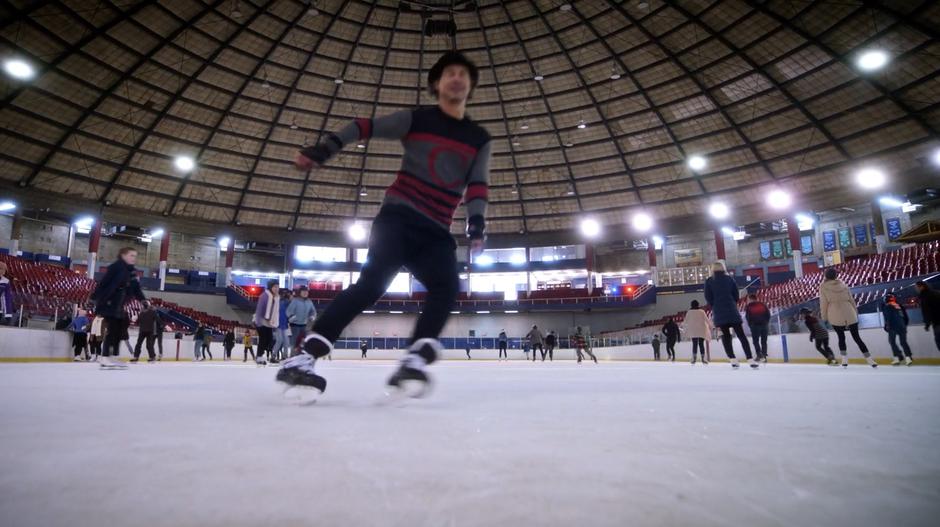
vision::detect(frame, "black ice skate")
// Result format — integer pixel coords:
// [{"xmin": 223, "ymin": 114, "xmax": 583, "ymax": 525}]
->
[
  {"xmin": 276, "ymin": 353, "xmax": 327, "ymax": 405},
  {"xmin": 386, "ymin": 338, "xmax": 439, "ymax": 399}
]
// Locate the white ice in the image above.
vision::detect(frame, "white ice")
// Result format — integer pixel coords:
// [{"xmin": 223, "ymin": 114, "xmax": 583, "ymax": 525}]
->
[{"xmin": 1, "ymin": 360, "xmax": 939, "ymax": 527}]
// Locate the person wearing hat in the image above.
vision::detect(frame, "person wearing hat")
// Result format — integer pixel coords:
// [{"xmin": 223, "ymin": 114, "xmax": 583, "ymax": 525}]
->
[
  {"xmin": 880, "ymin": 292, "xmax": 913, "ymax": 366},
  {"xmin": 284, "ymin": 51, "xmax": 491, "ymax": 400},
  {"xmin": 704, "ymin": 261, "xmax": 758, "ymax": 369}
]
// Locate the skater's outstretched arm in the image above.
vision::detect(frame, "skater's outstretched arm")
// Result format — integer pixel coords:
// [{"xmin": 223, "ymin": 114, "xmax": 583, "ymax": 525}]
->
[
  {"xmin": 464, "ymin": 140, "xmax": 491, "ymax": 255},
  {"xmin": 296, "ymin": 110, "xmax": 414, "ymax": 170}
]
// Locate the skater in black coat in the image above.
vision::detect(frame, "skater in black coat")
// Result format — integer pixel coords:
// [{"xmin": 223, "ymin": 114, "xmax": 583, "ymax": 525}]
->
[
  {"xmin": 661, "ymin": 318, "xmax": 680, "ymax": 361},
  {"xmin": 90, "ymin": 247, "xmax": 146, "ymax": 369},
  {"xmin": 915, "ymin": 281, "xmax": 940, "ymax": 352}
]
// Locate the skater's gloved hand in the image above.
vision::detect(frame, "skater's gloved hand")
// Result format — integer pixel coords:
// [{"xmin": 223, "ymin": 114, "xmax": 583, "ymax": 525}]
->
[{"xmin": 294, "ymin": 151, "xmax": 320, "ymax": 171}]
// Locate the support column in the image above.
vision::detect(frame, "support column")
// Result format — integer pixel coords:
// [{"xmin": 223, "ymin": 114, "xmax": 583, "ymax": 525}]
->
[
  {"xmin": 647, "ymin": 236, "xmax": 657, "ymax": 286},
  {"xmin": 525, "ymin": 247, "xmax": 532, "ymax": 296},
  {"xmin": 224, "ymin": 237, "xmax": 235, "ymax": 286},
  {"xmin": 586, "ymin": 243, "xmax": 595, "ymax": 294},
  {"xmin": 787, "ymin": 217, "xmax": 803, "ymax": 278},
  {"xmin": 87, "ymin": 217, "xmax": 101, "ymax": 279},
  {"xmin": 9, "ymin": 211, "xmax": 22, "ymax": 255},
  {"xmin": 158, "ymin": 232, "xmax": 170, "ymax": 291},
  {"xmin": 871, "ymin": 199, "xmax": 887, "ymax": 254},
  {"xmin": 713, "ymin": 229, "xmax": 726, "ymax": 266},
  {"xmin": 66, "ymin": 224, "xmax": 76, "ymax": 262}
]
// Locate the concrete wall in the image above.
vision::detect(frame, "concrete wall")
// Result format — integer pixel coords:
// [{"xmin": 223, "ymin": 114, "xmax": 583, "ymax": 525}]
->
[{"xmin": 3, "ymin": 325, "xmax": 935, "ymax": 363}]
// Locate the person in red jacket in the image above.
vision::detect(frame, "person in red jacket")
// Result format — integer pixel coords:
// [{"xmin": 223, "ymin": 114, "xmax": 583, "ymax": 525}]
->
[{"xmin": 744, "ymin": 294, "xmax": 771, "ymax": 363}]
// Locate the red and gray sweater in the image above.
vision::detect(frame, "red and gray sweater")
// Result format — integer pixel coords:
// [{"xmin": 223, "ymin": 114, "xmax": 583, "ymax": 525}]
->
[{"xmin": 300, "ymin": 106, "xmax": 491, "ymax": 239}]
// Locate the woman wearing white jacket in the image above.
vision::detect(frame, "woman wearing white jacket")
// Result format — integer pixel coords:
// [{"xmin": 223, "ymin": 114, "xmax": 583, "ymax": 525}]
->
[
  {"xmin": 682, "ymin": 300, "xmax": 711, "ymax": 365},
  {"xmin": 818, "ymin": 268, "xmax": 877, "ymax": 368}
]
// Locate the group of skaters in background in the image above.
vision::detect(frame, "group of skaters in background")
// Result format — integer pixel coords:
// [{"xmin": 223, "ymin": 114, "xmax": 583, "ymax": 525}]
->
[
  {"xmin": 493, "ymin": 325, "xmax": 597, "ymax": 363},
  {"xmin": 655, "ymin": 262, "xmax": 940, "ymax": 368}
]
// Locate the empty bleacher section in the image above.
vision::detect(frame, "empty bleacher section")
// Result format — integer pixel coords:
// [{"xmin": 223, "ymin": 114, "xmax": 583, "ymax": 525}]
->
[{"xmin": 0, "ymin": 254, "xmax": 246, "ymax": 334}]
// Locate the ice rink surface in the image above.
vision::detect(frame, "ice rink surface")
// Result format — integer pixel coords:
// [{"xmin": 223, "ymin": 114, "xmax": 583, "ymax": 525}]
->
[{"xmin": 1, "ymin": 360, "xmax": 939, "ymax": 527}]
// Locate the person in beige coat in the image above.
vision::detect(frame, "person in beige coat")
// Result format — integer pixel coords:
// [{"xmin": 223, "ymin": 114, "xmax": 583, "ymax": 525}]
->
[
  {"xmin": 818, "ymin": 268, "xmax": 877, "ymax": 368},
  {"xmin": 682, "ymin": 300, "xmax": 711, "ymax": 364}
]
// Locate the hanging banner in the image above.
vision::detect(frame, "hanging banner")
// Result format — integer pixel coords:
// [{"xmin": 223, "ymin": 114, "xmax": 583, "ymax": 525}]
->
[
  {"xmin": 759, "ymin": 241, "xmax": 771, "ymax": 260},
  {"xmin": 886, "ymin": 218, "xmax": 902, "ymax": 240},
  {"xmin": 853, "ymin": 224, "xmax": 868, "ymax": 246},
  {"xmin": 800, "ymin": 234, "xmax": 813, "ymax": 255},
  {"xmin": 785, "ymin": 238, "xmax": 793, "ymax": 257},
  {"xmin": 771, "ymin": 240, "xmax": 784, "ymax": 259},
  {"xmin": 823, "ymin": 230, "xmax": 837, "ymax": 251},
  {"xmin": 838, "ymin": 227, "xmax": 852, "ymax": 249}
]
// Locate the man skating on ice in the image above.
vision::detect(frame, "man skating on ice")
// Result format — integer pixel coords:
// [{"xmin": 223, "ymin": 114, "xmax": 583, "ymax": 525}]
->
[{"xmin": 277, "ymin": 51, "xmax": 490, "ymax": 400}]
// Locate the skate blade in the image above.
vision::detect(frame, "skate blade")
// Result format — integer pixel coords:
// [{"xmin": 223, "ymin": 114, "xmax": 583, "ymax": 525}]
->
[
  {"xmin": 282, "ymin": 385, "xmax": 321, "ymax": 405},
  {"xmin": 385, "ymin": 379, "xmax": 432, "ymax": 400}
]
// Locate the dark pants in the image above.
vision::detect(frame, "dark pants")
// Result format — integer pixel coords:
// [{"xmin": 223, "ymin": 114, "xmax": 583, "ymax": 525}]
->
[
  {"xmin": 103, "ymin": 317, "xmax": 125, "ymax": 357},
  {"xmin": 243, "ymin": 346, "xmax": 254, "ymax": 361},
  {"xmin": 652, "ymin": 344, "xmax": 660, "ymax": 360},
  {"xmin": 545, "ymin": 345, "xmax": 554, "ymax": 361},
  {"xmin": 665, "ymin": 338, "xmax": 676, "ymax": 360},
  {"xmin": 749, "ymin": 324, "xmax": 768, "ymax": 359},
  {"xmin": 311, "ymin": 206, "xmax": 458, "ymax": 362},
  {"xmin": 813, "ymin": 338, "xmax": 834, "ymax": 360},
  {"xmin": 691, "ymin": 337, "xmax": 705, "ymax": 359},
  {"xmin": 134, "ymin": 332, "xmax": 156, "ymax": 359},
  {"xmin": 72, "ymin": 333, "xmax": 88, "ymax": 357},
  {"xmin": 257, "ymin": 326, "xmax": 274, "ymax": 359},
  {"xmin": 498, "ymin": 342, "xmax": 507, "ymax": 358},
  {"xmin": 291, "ymin": 324, "xmax": 307, "ymax": 352},
  {"xmin": 718, "ymin": 323, "xmax": 753, "ymax": 360},
  {"xmin": 532, "ymin": 343, "xmax": 544, "ymax": 361},
  {"xmin": 155, "ymin": 333, "xmax": 164, "ymax": 356},
  {"xmin": 887, "ymin": 329, "xmax": 912, "ymax": 359},
  {"xmin": 933, "ymin": 325, "xmax": 940, "ymax": 352},
  {"xmin": 224, "ymin": 344, "xmax": 233, "ymax": 360},
  {"xmin": 202, "ymin": 339, "xmax": 213, "ymax": 360},
  {"xmin": 89, "ymin": 338, "xmax": 102, "ymax": 356},
  {"xmin": 575, "ymin": 346, "xmax": 597, "ymax": 362},
  {"xmin": 361, "ymin": 348, "xmax": 368, "ymax": 358},
  {"xmin": 831, "ymin": 323, "xmax": 869, "ymax": 356}
]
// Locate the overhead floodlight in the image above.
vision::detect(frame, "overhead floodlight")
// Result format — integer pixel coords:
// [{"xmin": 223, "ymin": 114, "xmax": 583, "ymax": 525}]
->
[
  {"xmin": 687, "ymin": 155, "xmax": 707, "ymax": 171},
  {"xmin": 174, "ymin": 156, "xmax": 195, "ymax": 172},
  {"xmin": 857, "ymin": 50, "xmax": 889, "ymax": 72},
  {"xmin": 348, "ymin": 223, "xmax": 367, "ymax": 242},
  {"xmin": 632, "ymin": 212, "xmax": 653, "ymax": 232},
  {"xmin": 580, "ymin": 218, "xmax": 601, "ymax": 238},
  {"xmin": 878, "ymin": 197, "xmax": 903, "ymax": 208},
  {"xmin": 708, "ymin": 202, "xmax": 729, "ymax": 219},
  {"xmin": 0, "ymin": 201, "xmax": 16, "ymax": 212},
  {"xmin": 3, "ymin": 59, "xmax": 34, "ymax": 80},
  {"xmin": 218, "ymin": 237, "xmax": 231, "ymax": 250},
  {"xmin": 856, "ymin": 168, "xmax": 886, "ymax": 190},
  {"xmin": 767, "ymin": 189, "xmax": 791, "ymax": 210}
]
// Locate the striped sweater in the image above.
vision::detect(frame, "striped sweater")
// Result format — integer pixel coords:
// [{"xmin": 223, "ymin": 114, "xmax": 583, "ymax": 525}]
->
[{"xmin": 300, "ymin": 106, "xmax": 491, "ymax": 238}]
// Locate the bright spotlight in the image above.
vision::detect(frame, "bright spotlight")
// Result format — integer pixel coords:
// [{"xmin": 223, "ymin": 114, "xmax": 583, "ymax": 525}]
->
[
  {"xmin": 856, "ymin": 50, "xmax": 889, "ymax": 72},
  {"xmin": 767, "ymin": 189, "xmax": 791, "ymax": 210},
  {"xmin": 174, "ymin": 156, "xmax": 195, "ymax": 172},
  {"xmin": 348, "ymin": 223, "xmax": 367, "ymax": 242},
  {"xmin": 856, "ymin": 168, "xmax": 886, "ymax": 190},
  {"xmin": 878, "ymin": 197, "xmax": 904, "ymax": 208},
  {"xmin": 688, "ymin": 155, "xmax": 707, "ymax": 171},
  {"xmin": 3, "ymin": 59, "xmax": 34, "ymax": 80},
  {"xmin": 580, "ymin": 218, "xmax": 601, "ymax": 238},
  {"xmin": 218, "ymin": 237, "xmax": 231, "ymax": 250},
  {"xmin": 632, "ymin": 213, "xmax": 653, "ymax": 232},
  {"xmin": 0, "ymin": 201, "xmax": 16, "ymax": 212},
  {"xmin": 708, "ymin": 202, "xmax": 729, "ymax": 219},
  {"xmin": 720, "ymin": 226, "xmax": 734, "ymax": 236}
]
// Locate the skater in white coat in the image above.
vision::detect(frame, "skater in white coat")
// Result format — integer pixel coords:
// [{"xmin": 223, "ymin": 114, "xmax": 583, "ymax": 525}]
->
[{"xmin": 682, "ymin": 300, "xmax": 711, "ymax": 365}]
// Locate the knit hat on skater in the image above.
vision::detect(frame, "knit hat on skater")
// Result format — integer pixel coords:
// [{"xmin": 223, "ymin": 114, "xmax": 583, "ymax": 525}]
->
[{"xmin": 427, "ymin": 51, "xmax": 479, "ymax": 97}]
